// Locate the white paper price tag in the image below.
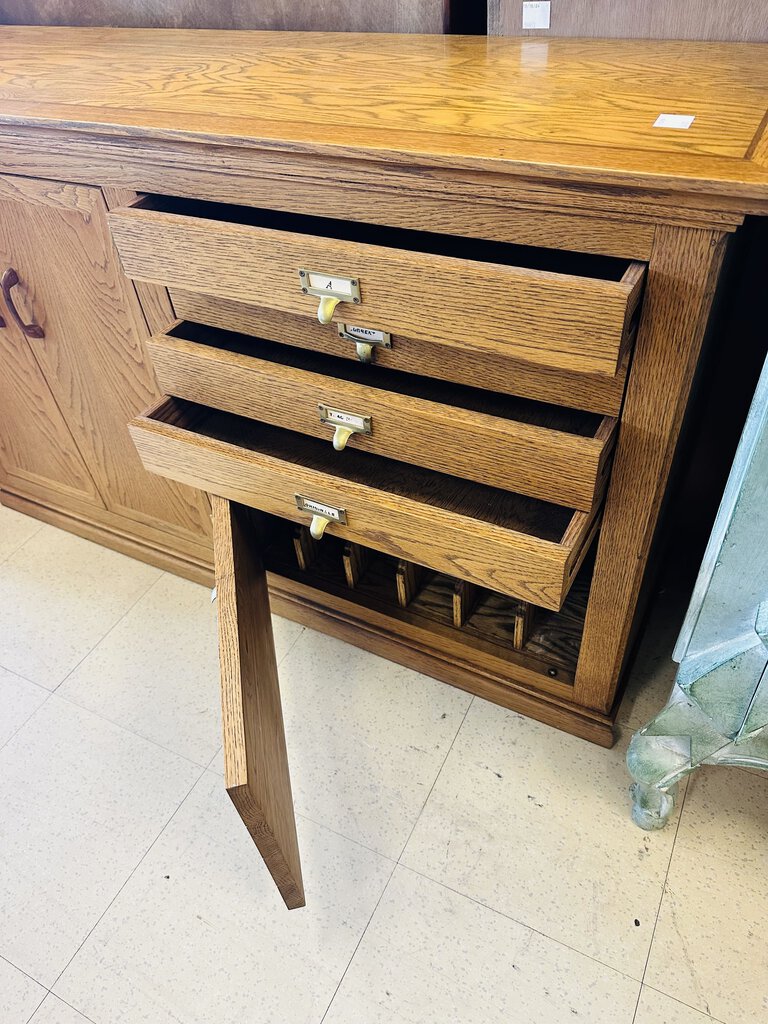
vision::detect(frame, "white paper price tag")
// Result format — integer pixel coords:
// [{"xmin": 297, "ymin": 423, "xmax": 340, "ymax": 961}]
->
[{"xmin": 522, "ymin": 1, "xmax": 551, "ymax": 29}]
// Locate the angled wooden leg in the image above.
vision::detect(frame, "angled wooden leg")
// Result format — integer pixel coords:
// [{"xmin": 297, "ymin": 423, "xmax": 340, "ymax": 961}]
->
[
  {"xmin": 574, "ymin": 224, "xmax": 730, "ymax": 713},
  {"xmin": 212, "ymin": 496, "xmax": 304, "ymax": 909}
]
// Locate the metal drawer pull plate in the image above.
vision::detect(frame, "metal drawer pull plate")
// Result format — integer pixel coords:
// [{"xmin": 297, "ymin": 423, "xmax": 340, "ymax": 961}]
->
[
  {"xmin": 337, "ymin": 323, "xmax": 391, "ymax": 363},
  {"xmin": 295, "ymin": 495, "xmax": 347, "ymax": 541},
  {"xmin": 298, "ymin": 269, "xmax": 361, "ymax": 324},
  {"xmin": 317, "ymin": 404, "xmax": 372, "ymax": 451},
  {"xmin": 1, "ymin": 268, "xmax": 44, "ymax": 339}
]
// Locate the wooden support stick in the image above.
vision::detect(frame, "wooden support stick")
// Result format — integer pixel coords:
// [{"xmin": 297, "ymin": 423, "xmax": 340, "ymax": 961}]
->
[
  {"xmin": 212, "ymin": 496, "xmax": 304, "ymax": 910},
  {"xmin": 513, "ymin": 602, "xmax": 536, "ymax": 649},
  {"xmin": 396, "ymin": 559, "xmax": 424, "ymax": 607},
  {"xmin": 452, "ymin": 578, "xmax": 482, "ymax": 627},
  {"xmin": 292, "ymin": 524, "xmax": 318, "ymax": 571},
  {"xmin": 342, "ymin": 541, "xmax": 371, "ymax": 588}
]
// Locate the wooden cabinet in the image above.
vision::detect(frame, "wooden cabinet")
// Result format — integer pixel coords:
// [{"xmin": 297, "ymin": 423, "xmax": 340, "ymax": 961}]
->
[
  {"xmin": 1, "ymin": 27, "xmax": 767, "ymax": 903},
  {"xmin": 0, "ymin": 173, "xmax": 211, "ymax": 568}
]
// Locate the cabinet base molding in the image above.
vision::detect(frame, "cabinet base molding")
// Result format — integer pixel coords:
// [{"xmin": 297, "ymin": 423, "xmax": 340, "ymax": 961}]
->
[
  {"xmin": 267, "ymin": 577, "xmax": 616, "ymax": 748},
  {"xmin": 1, "ymin": 489, "xmax": 615, "ymax": 746}
]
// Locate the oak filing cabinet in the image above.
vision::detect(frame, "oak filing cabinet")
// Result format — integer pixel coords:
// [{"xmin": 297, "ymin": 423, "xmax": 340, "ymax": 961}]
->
[{"xmin": 1, "ymin": 29, "xmax": 767, "ymax": 906}]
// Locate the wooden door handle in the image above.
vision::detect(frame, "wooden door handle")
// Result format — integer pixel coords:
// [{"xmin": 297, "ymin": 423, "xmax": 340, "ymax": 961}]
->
[{"xmin": 1, "ymin": 268, "xmax": 45, "ymax": 339}]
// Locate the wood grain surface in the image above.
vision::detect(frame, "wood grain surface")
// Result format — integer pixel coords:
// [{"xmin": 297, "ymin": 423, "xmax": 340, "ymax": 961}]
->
[
  {"xmin": 170, "ymin": 291, "xmax": 630, "ymax": 417},
  {"xmin": 0, "ymin": 0, "xmax": 450, "ymax": 33},
  {"xmin": 574, "ymin": 225, "xmax": 728, "ymax": 711},
  {"xmin": 490, "ymin": 1, "xmax": 768, "ymax": 42},
  {"xmin": 148, "ymin": 323, "xmax": 615, "ymax": 509},
  {"xmin": 110, "ymin": 197, "xmax": 641, "ymax": 377},
  {"xmin": 0, "ymin": 29, "xmax": 767, "ymax": 200},
  {"xmin": 0, "ymin": 173, "xmax": 211, "ymax": 542},
  {"xmin": 212, "ymin": 496, "xmax": 304, "ymax": 909},
  {"xmin": 130, "ymin": 397, "xmax": 599, "ymax": 609}
]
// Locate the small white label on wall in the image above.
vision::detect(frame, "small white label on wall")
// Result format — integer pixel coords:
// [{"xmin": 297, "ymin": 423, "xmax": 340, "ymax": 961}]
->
[
  {"xmin": 653, "ymin": 113, "xmax": 695, "ymax": 130},
  {"xmin": 522, "ymin": 1, "xmax": 551, "ymax": 29}
]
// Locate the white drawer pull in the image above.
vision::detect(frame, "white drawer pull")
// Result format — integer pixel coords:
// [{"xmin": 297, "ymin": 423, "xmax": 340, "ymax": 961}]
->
[
  {"xmin": 298, "ymin": 269, "xmax": 361, "ymax": 324},
  {"xmin": 309, "ymin": 514, "xmax": 331, "ymax": 540}
]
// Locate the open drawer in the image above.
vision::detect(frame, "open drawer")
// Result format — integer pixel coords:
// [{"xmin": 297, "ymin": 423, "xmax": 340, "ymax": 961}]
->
[
  {"xmin": 149, "ymin": 321, "xmax": 617, "ymax": 511},
  {"xmin": 109, "ymin": 196, "xmax": 645, "ymax": 378},
  {"xmin": 129, "ymin": 397, "xmax": 601, "ymax": 611}
]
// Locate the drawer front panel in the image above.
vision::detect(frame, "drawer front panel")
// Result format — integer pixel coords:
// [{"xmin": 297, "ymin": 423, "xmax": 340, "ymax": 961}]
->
[
  {"xmin": 130, "ymin": 399, "xmax": 600, "ymax": 611},
  {"xmin": 170, "ymin": 290, "xmax": 630, "ymax": 417},
  {"xmin": 148, "ymin": 325, "xmax": 616, "ymax": 510},
  {"xmin": 109, "ymin": 200, "xmax": 645, "ymax": 377}
]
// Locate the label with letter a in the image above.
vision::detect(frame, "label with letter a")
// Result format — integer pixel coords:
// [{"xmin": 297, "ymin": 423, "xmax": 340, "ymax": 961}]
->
[
  {"xmin": 294, "ymin": 494, "xmax": 347, "ymax": 523},
  {"xmin": 306, "ymin": 272, "xmax": 355, "ymax": 296}
]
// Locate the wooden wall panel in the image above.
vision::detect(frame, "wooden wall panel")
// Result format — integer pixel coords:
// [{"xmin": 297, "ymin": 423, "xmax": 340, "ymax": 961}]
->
[
  {"xmin": 490, "ymin": 1, "xmax": 768, "ymax": 42},
  {"xmin": 0, "ymin": 0, "xmax": 450, "ymax": 33}
]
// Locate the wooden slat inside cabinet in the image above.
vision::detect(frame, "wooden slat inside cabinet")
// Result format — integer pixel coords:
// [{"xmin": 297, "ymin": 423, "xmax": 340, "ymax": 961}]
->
[{"xmin": 212, "ymin": 495, "xmax": 304, "ymax": 909}]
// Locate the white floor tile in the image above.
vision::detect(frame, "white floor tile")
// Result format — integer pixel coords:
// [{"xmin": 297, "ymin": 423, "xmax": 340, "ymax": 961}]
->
[
  {"xmin": 646, "ymin": 767, "xmax": 768, "ymax": 1024},
  {"xmin": 0, "ymin": 695, "xmax": 201, "ymax": 987},
  {"xmin": 324, "ymin": 866, "xmax": 639, "ymax": 1024},
  {"xmin": 54, "ymin": 770, "xmax": 393, "ymax": 1024},
  {"xmin": 0, "ymin": 956, "xmax": 46, "ymax": 1023},
  {"xmin": 58, "ymin": 572, "xmax": 303, "ymax": 765},
  {"xmin": 0, "ymin": 527, "xmax": 160, "ymax": 689},
  {"xmin": 635, "ymin": 987, "xmax": 717, "ymax": 1024},
  {"xmin": 401, "ymin": 700, "xmax": 680, "ymax": 978},
  {"xmin": 30, "ymin": 994, "xmax": 94, "ymax": 1024},
  {"xmin": 0, "ymin": 666, "xmax": 48, "ymax": 747},
  {"xmin": 272, "ymin": 628, "xmax": 472, "ymax": 859},
  {"xmin": 0, "ymin": 505, "xmax": 43, "ymax": 563}
]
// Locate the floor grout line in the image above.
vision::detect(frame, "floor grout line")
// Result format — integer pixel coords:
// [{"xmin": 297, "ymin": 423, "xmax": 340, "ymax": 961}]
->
[
  {"xmin": 47, "ymin": 763, "xmax": 209, "ymax": 997},
  {"xmin": 318, "ymin": 696, "xmax": 476, "ymax": 1023},
  {"xmin": 1, "ymin": 951, "xmax": 50, "ymax": 995},
  {"xmin": 48, "ymin": 570, "xmax": 165, "ymax": 695},
  {"xmin": 319, "ymin": 858, "xmax": 399, "ymax": 1024},
  {"xmin": 0, "ymin": 517, "xmax": 46, "ymax": 569},
  {"xmin": 395, "ymin": 695, "xmax": 475, "ymax": 864},
  {"xmin": 399, "ymin": 861, "xmax": 644, "ymax": 987},
  {"xmin": 631, "ymin": 780, "xmax": 691, "ymax": 1024},
  {"xmin": 29, "ymin": 992, "xmax": 99, "ymax": 1024},
  {"xmin": 641, "ymin": 983, "xmax": 729, "ymax": 1024}
]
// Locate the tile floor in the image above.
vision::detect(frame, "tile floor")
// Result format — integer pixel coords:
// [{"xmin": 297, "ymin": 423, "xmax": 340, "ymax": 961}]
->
[{"xmin": 0, "ymin": 504, "xmax": 765, "ymax": 1024}]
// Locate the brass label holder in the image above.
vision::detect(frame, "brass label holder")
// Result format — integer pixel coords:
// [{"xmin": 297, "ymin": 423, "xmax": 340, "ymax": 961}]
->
[
  {"xmin": 294, "ymin": 494, "xmax": 347, "ymax": 540},
  {"xmin": 298, "ymin": 269, "xmax": 361, "ymax": 324},
  {"xmin": 337, "ymin": 323, "xmax": 392, "ymax": 363},
  {"xmin": 317, "ymin": 404, "xmax": 372, "ymax": 451}
]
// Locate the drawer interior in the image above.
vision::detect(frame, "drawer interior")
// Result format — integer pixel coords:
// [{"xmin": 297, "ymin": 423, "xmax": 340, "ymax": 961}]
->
[
  {"xmin": 136, "ymin": 194, "xmax": 636, "ymax": 283},
  {"xmin": 164, "ymin": 397, "xmax": 575, "ymax": 541},
  {"xmin": 261, "ymin": 514, "xmax": 594, "ymax": 687},
  {"xmin": 164, "ymin": 321, "xmax": 607, "ymax": 440}
]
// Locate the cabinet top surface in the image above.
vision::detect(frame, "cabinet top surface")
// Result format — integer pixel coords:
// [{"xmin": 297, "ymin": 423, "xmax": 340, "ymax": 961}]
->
[{"xmin": 1, "ymin": 28, "xmax": 767, "ymax": 199}]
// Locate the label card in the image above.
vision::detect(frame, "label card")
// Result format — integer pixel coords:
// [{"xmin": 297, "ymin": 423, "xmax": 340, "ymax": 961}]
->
[
  {"xmin": 339, "ymin": 324, "xmax": 388, "ymax": 343},
  {"xmin": 653, "ymin": 113, "xmax": 695, "ymax": 130},
  {"xmin": 306, "ymin": 272, "xmax": 356, "ymax": 297},
  {"xmin": 319, "ymin": 406, "xmax": 370, "ymax": 433},
  {"xmin": 522, "ymin": 1, "xmax": 551, "ymax": 29},
  {"xmin": 295, "ymin": 495, "xmax": 347, "ymax": 523}
]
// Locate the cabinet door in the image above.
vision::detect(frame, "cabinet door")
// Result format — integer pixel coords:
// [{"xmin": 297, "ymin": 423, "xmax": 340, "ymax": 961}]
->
[
  {"xmin": 0, "ymin": 311, "xmax": 104, "ymax": 510},
  {"xmin": 0, "ymin": 173, "xmax": 211, "ymax": 542}
]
